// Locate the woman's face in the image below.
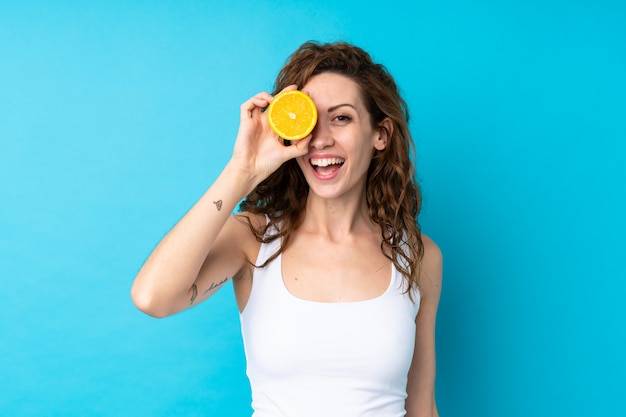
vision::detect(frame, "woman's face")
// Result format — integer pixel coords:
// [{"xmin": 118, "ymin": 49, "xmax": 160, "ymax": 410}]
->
[{"xmin": 297, "ymin": 72, "xmax": 387, "ymax": 201}]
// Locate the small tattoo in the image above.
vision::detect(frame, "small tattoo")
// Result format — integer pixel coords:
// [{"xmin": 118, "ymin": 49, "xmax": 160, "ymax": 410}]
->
[
  {"xmin": 213, "ymin": 200, "xmax": 223, "ymax": 211},
  {"xmin": 189, "ymin": 283, "xmax": 198, "ymax": 305},
  {"xmin": 204, "ymin": 277, "xmax": 229, "ymax": 295}
]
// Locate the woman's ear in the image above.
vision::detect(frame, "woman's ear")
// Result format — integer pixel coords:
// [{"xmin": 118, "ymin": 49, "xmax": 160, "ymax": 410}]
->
[{"xmin": 374, "ymin": 117, "xmax": 393, "ymax": 151}]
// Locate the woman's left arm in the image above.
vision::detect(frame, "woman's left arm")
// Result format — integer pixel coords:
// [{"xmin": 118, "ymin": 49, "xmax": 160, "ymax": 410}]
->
[{"xmin": 405, "ymin": 235, "xmax": 443, "ymax": 417}]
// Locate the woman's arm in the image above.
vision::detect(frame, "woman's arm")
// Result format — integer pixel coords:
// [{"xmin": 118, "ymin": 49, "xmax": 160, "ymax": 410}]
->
[
  {"xmin": 405, "ymin": 235, "xmax": 443, "ymax": 417},
  {"xmin": 130, "ymin": 164, "xmax": 255, "ymax": 318},
  {"xmin": 131, "ymin": 88, "xmax": 311, "ymax": 318}
]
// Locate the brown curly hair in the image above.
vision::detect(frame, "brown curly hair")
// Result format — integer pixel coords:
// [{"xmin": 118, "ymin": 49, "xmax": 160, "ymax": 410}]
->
[{"xmin": 238, "ymin": 41, "xmax": 424, "ymax": 297}]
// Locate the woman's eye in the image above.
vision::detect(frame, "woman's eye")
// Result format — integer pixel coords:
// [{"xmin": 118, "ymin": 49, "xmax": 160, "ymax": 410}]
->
[{"xmin": 334, "ymin": 115, "xmax": 352, "ymax": 122}]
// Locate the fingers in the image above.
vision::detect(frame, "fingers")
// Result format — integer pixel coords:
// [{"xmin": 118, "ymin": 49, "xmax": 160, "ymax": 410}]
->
[
  {"xmin": 278, "ymin": 84, "xmax": 298, "ymax": 94},
  {"xmin": 284, "ymin": 134, "xmax": 312, "ymax": 158},
  {"xmin": 241, "ymin": 92, "xmax": 273, "ymax": 119}
]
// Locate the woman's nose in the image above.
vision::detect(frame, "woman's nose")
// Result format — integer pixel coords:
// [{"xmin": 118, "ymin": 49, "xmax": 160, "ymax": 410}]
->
[{"xmin": 309, "ymin": 122, "xmax": 334, "ymax": 149}]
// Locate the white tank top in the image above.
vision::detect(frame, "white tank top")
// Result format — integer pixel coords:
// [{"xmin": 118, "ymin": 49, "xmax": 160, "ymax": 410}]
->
[{"xmin": 240, "ymin": 233, "xmax": 420, "ymax": 417}]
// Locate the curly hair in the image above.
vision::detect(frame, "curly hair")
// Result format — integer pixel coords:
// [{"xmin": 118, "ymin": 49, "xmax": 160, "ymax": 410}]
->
[{"xmin": 238, "ymin": 41, "xmax": 424, "ymax": 297}]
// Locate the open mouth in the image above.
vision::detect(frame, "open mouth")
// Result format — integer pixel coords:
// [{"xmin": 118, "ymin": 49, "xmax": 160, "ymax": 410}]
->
[{"xmin": 310, "ymin": 157, "xmax": 345, "ymax": 176}]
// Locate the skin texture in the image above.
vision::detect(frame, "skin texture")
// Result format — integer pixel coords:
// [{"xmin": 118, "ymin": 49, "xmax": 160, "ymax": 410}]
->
[{"xmin": 131, "ymin": 73, "xmax": 442, "ymax": 417}]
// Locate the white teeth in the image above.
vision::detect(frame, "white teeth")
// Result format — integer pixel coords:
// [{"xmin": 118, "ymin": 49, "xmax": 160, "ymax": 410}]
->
[{"xmin": 310, "ymin": 158, "xmax": 345, "ymax": 167}]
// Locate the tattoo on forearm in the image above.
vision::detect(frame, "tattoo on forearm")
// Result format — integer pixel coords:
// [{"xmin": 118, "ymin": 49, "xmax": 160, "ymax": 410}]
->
[
  {"xmin": 213, "ymin": 200, "xmax": 223, "ymax": 211},
  {"xmin": 204, "ymin": 277, "xmax": 229, "ymax": 295},
  {"xmin": 189, "ymin": 283, "xmax": 198, "ymax": 305}
]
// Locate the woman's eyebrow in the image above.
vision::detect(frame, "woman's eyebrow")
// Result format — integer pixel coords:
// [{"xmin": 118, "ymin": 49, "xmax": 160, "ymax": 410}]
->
[{"xmin": 328, "ymin": 103, "xmax": 357, "ymax": 112}]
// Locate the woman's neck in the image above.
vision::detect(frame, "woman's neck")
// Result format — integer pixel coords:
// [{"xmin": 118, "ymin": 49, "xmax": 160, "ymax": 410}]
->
[{"xmin": 300, "ymin": 192, "xmax": 377, "ymax": 241}]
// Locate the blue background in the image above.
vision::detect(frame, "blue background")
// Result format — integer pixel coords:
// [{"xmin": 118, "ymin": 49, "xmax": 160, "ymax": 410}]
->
[{"xmin": 1, "ymin": 1, "xmax": 625, "ymax": 416}]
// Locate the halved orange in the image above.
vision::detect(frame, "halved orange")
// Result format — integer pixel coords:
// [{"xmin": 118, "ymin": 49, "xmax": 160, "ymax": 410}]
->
[{"xmin": 267, "ymin": 90, "xmax": 317, "ymax": 141}]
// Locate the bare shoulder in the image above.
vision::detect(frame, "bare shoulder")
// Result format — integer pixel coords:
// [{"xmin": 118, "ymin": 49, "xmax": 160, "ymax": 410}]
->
[
  {"xmin": 229, "ymin": 212, "xmax": 265, "ymax": 312},
  {"xmin": 420, "ymin": 234, "xmax": 443, "ymax": 294},
  {"xmin": 228, "ymin": 211, "xmax": 265, "ymax": 260},
  {"xmin": 230, "ymin": 212, "xmax": 265, "ymax": 242},
  {"xmin": 422, "ymin": 234, "xmax": 443, "ymax": 268}
]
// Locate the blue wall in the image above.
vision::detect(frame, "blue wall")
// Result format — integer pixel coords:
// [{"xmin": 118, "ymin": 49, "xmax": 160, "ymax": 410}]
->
[{"xmin": 1, "ymin": 1, "xmax": 624, "ymax": 416}]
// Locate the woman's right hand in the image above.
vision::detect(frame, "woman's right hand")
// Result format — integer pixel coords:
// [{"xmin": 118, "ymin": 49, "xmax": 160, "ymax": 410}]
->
[{"xmin": 229, "ymin": 86, "xmax": 312, "ymax": 189}]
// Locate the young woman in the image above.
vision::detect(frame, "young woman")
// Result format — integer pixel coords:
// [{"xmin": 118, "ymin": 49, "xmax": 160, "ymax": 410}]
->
[{"xmin": 131, "ymin": 41, "xmax": 442, "ymax": 417}]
